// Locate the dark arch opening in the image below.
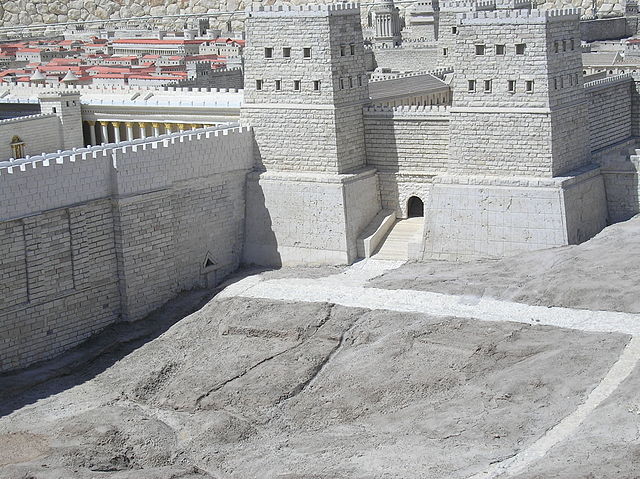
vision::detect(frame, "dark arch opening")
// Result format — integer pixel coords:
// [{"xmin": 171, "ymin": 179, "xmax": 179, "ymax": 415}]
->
[{"xmin": 407, "ymin": 196, "xmax": 424, "ymax": 218}]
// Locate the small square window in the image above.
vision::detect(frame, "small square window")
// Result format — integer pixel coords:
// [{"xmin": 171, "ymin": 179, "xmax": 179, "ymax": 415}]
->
[
  {"xmin": 452, "ymin": 26, "xmax": 457, "ymax": 34},
  {"xmin": 275, "ymin": 79, "xmax": 281, "ymax": 91},
  {"xmin": 350, "ymin": 44, "xmax": 355, "ymax": 55},
  {"xmin": 314, "ymin": 80, "xmax": 321, "ymax": 91},
  {"xmin": 256, "ymin": 79, "xmax": 263, "ymax": 91},
  {"xmin": 475, "ymin": 44, "xmax": 485, "ymax": 55},
  {"xmin": 283, "ymin": 47, "xmax": 291, "ymax": 58},
  {"xmin": 525, "ymin": 80, "xmax": 534, "ymax": 93},
  {"xmin": 340, "ymin": 45, "xmax": 346, "ymax": 56},
  {"xmin": 303, "ymin": 47, "xmax": 312, "ymax": 58},
  {"xmin": 468, "ymin": 79, "xmax": 476, "ymax": 92},
  {"xmin": 294, "ymin": 80, "xmax": 301, "ymax": 91},
  {"xmin": 508, "ymin": 80, "xmax": 516, "ymax": 93},
  {"xmin": 515, "ymin": 43, "xmax": 526, "ymax": 55},
  {"xmin": 495, "ymin": 44, "xmax": 505, "ymax": 55},
  {"xmin": 484, "ymin": 80, "xmax": 492, "ymax": 92},
  {"xmin": 264, "ymin": 47, "xmax": 273, "ymax": 58}
]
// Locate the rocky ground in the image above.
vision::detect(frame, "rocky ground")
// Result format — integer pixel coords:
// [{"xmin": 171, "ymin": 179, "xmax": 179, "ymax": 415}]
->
[{"xmin": 1, "ymin": 217, "xmax": 640, "ymax": 478}]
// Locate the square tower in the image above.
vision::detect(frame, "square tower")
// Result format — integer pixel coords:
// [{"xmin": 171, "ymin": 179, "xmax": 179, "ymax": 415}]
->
[
  {"xmin": 423, "ymin": 8, "xmax": 607, "ymax": 261},
  {"xmin": 242, "ymin": 2, "xmax": 370, "ymax": 174},
  {"xmin": 449, "ymin": 8, "xmax": 589, "ymax": 177},
  {"xmin": 38, "ymin": 91, "xmax": 84, "ymax": 150},
  {"xmin": 241, "ymin": 3, "xmax": 382, "ymax": 266}
]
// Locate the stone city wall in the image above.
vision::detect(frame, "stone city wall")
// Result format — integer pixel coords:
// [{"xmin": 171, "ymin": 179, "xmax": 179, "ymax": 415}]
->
[
  {"xmin": 0, "ymin": 113, "xmax": 62, "ymax": 161},
  {"xmin": 585, "ymin": 74, "xmax": 633, "ymax": 151},
  {"xmin": 0, "ymin": 125, "xmax": 253, "ymax": 372}
]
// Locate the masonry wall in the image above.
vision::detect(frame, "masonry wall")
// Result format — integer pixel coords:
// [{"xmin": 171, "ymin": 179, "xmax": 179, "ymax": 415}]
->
[
  {"xmin": 0, "ymin": 126, "xmax": 253, "ymax": 372},
  {"xmin": 586, "ymin": 77, "xmax": 633, "ymax": 152},
  {"xmin": 0, "ymin": 114, "xmax": 62, "ymax": 161},
  {"xmin": 579, "ymin": 17, "xmax": 630, "ymax": 42},
  {"xmin": 371, "ymin": 46, "xmax": 443, "ymax": 71}
]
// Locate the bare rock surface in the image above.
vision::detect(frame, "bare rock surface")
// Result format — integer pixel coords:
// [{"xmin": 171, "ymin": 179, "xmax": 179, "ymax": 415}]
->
[
  {"xmin": 368, "ymin": 215, "xmax": 640, "ymax": 314},
  {"xmin": 0, "ymin": 296, "xmax": 629, "ymax": 478}
]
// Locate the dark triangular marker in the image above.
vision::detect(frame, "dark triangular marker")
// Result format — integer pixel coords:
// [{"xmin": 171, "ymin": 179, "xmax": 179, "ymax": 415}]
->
[{"xmin": 205, "ymin": 257, "xmax": 215, "ymax": 267}]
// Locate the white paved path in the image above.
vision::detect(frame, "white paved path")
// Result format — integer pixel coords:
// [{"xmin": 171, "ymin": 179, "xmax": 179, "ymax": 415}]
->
[{"xmin": 218, "ymin": 259, "xmax": 640, "ymax": 478}]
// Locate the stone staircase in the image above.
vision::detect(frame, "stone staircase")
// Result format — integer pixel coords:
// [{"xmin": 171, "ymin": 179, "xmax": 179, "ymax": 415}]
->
[{"xmin": 372, "ymin": 217, "xmax": 424, "ymax": 260}]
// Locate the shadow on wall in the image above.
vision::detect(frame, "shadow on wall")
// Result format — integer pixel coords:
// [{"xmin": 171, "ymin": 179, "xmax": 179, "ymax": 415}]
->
[{"xmin": 242, "ymin": 165, "xmax": 282, "ymax": 268}]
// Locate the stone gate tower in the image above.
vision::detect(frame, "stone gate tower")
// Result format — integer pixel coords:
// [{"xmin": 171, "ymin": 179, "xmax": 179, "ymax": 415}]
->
[
  {"xmin": 241, "ymin": 3, "xmax": 381, "ymax": 266},
  {"xmin": 423, "ymin": 8, "xmax": 608, "ymax": 259}
]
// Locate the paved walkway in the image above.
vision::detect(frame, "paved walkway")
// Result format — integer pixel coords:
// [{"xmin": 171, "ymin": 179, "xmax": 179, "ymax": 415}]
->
[{"xmin": 218, "ymin": 258, "xmax": 640, "ymax": 479}]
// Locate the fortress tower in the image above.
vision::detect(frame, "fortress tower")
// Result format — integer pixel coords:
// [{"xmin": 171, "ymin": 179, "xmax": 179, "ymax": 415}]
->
[
  {"xmin": 38, "ymin": 91, "xmax": 83, "ymax": 150},
  {"xmin": 241, "ymin": 3, "xmax": 381, "ymax": 266},
  {"xmin": 423, "ymin": 8, "xmax": 608, "ymax": 259}
]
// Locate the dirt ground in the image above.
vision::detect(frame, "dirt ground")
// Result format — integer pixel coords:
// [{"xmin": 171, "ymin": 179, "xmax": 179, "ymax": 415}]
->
[
  {"xmin": 369, "ymin": 216, "xmax": 640, "ymax": 314},
  {"xmin": 1, "ymin": 217, "xmax": 640, "ymax": 478}
]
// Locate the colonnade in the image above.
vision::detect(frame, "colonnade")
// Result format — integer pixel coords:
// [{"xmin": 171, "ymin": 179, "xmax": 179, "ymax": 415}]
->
[{"xmin": 84, "ymin": 120, "xmax": 208, "ymax": 146}]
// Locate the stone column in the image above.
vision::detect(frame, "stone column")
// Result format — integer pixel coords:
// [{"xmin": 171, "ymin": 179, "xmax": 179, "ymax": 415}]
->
[
  {"xmin": 125, "ymin": 122, "xmax": 134, "ymax": 141},
  {"xmin": 100, "ymin": 122, "xmax": 109, "ymax": 143},
  {"xmin": 112, "ymin": 121, "xmax": 121, "ymax": 143},
  {"xmin": 152, "ymin": 122, "xmax": 161, "ymax": 137},
  {"xmin": 138, "ymin": 122, "xmax": 146, "ymax": 139},
  {"xmin": 87, "ymin": 121, "xmax": 97, "ymax": 145}
]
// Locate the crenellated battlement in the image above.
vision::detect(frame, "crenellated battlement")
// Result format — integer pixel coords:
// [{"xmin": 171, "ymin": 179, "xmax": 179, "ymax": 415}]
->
[
  {"xmin": 584, "ymin": 73, "xmax": 633, "ymax": 90},
  {"xmin": 458, "ymin": 7, "xmax": 581, "ymax": 24},
  {"xmin": 0, "ymin": 124, "xmax": 251, "ymax": 176},
  {"xmin": 363, "ymin": 104, "xmax": 451, "ymax": 117},
  {"xmin": 246, "ymin": 2, "xmax": 361, "ymax": 18},
  {"xmin": 0, "ymin": 112, "xmax": 56, "ymax": 126},
  {"xmin": 0, "ymin": 82, "xmax": 244, "ymax": 96}
]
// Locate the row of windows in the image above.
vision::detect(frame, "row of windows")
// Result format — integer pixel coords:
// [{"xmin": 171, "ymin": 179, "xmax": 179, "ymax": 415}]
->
[
  {"xmin": 264, "ymin": 47, "xmax": 312, "ymax": 59},
  {"xmin": 467, "ymin": 79, "xmax": 534, "ymax": 94},
  {"xmin": 256, "ymin": 79, "xmax": 321, "ymax": 91},
  {"xmin": 553, "ymin": 73, "xmax": 580, "ymax": 89},
  {"xmin": 554, "ymin": 39, "xmax": 576, "ymax": 53},
  {"xmin": 255, "ymin": 75, "xmax": 366, "ymax": 92},
  {"xmin": 475, "ymin": 43, "xmax": 526, "ymax": 55}
]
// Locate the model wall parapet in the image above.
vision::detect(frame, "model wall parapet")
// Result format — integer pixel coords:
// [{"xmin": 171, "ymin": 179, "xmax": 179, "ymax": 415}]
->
[
  {"xmin": 363, "ymin": 104, "xmax": 451, "ymax": 118},
  {"xmin": 457, "ymin": 7, "xmax": 581, "ymax": 24},
  {"xmin": 0, "ymin": 124, "xmax": 254, "ymax": 220},
  {"xmin": 246, "ymin": 2, "xmax": 360, "ymax": 18},
  {"xmin": 584, "ymin": 72, "xmax": 633, "ymax": 90},
  {"xmin": 0, "ymin": 112, "xmax": 57, "ymax": 126}
]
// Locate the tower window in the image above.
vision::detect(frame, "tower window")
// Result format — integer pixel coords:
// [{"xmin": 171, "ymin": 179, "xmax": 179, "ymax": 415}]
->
[
  {"xmin": 554, "ymin": 78, "xmax": 558, "ymax": 90},
  {"xmin": 303, "ymin": 47, "xmax": 312, "ymax": 58},
  {"xmin": 571, "ymin": 39, "xmax": 575, "ymax": 50},
  {"xmin": 562, "ymin": 40, "xmax": 566, "ymax": 51},
  {"xmin": 275, "ymin": 79, "xmax": 281, "ymax": 91},
  {"xmin": 340, "ymin": 78, "xmax": 345, "ymax": 90},
  {"xmin": 264, "ymin": 47, "xmax": 273, "ymax": 58},
  {"xmin": 358, "ymin": 75, "xmax": 363, "ymax": 87},
  {"xmin": 484, "ymin": 80, "xmax": 492, "ymax": 92},
  {"xmin": 452, "ymin": 26, "xmax": 457, "ymax": 34},
  {"xmin": 349, "ymin": 77, "xmax": 353, "ymax": 88},
  {"xmin": 283, "ymin": 47, "xmax": 291, "ymax": 58},
  {"xmin": 554, "ymin": 41, "xmax": 559, "ymax": 53},
  {"xmin": 294, "ymin": 80, "xmax": 301, "ymax": 91},
  {"xmin": 516, "ymin": 43, "xmax": 526, "ymax": 55},
  {"xmin": 256, "ymin": 79, "xmax": 263, "ymax": 91},
  {"xmin": 443, "ymin": 47, "xmax": 448, "ymax": 56},
  {"xmin": 350, "ymin": 44, "xmax": 355, "ymax": 55},
  {"xmin": 468, "ymin": 79, "xmax": 476, "ymax": 92},
  {"xmin": 475, "ymin": 44, "xmax": 485, "ymax": 55},
  {"xmin": 525, "ymin": 80, "xmax": 534, "ymax": 93},
  {"xmin": 313, "ymin": 80, "xmax": 321, "ymax": 91},
  {"xmin": 508, "ymin": 80, "xmax": 516, "ymax": 93},
  {"xmin": 340, "ymin": 45, "xmax": 346, "ymax": 56},
  {"xmin": 495, "ymin": 44, "xmax": 505, "ymax": 55}
]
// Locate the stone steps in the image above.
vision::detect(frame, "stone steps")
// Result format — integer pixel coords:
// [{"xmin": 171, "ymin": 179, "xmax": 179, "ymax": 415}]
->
[{"xmin": 372, "ymin": 217, "xmax": 423, "ymax": 260}]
